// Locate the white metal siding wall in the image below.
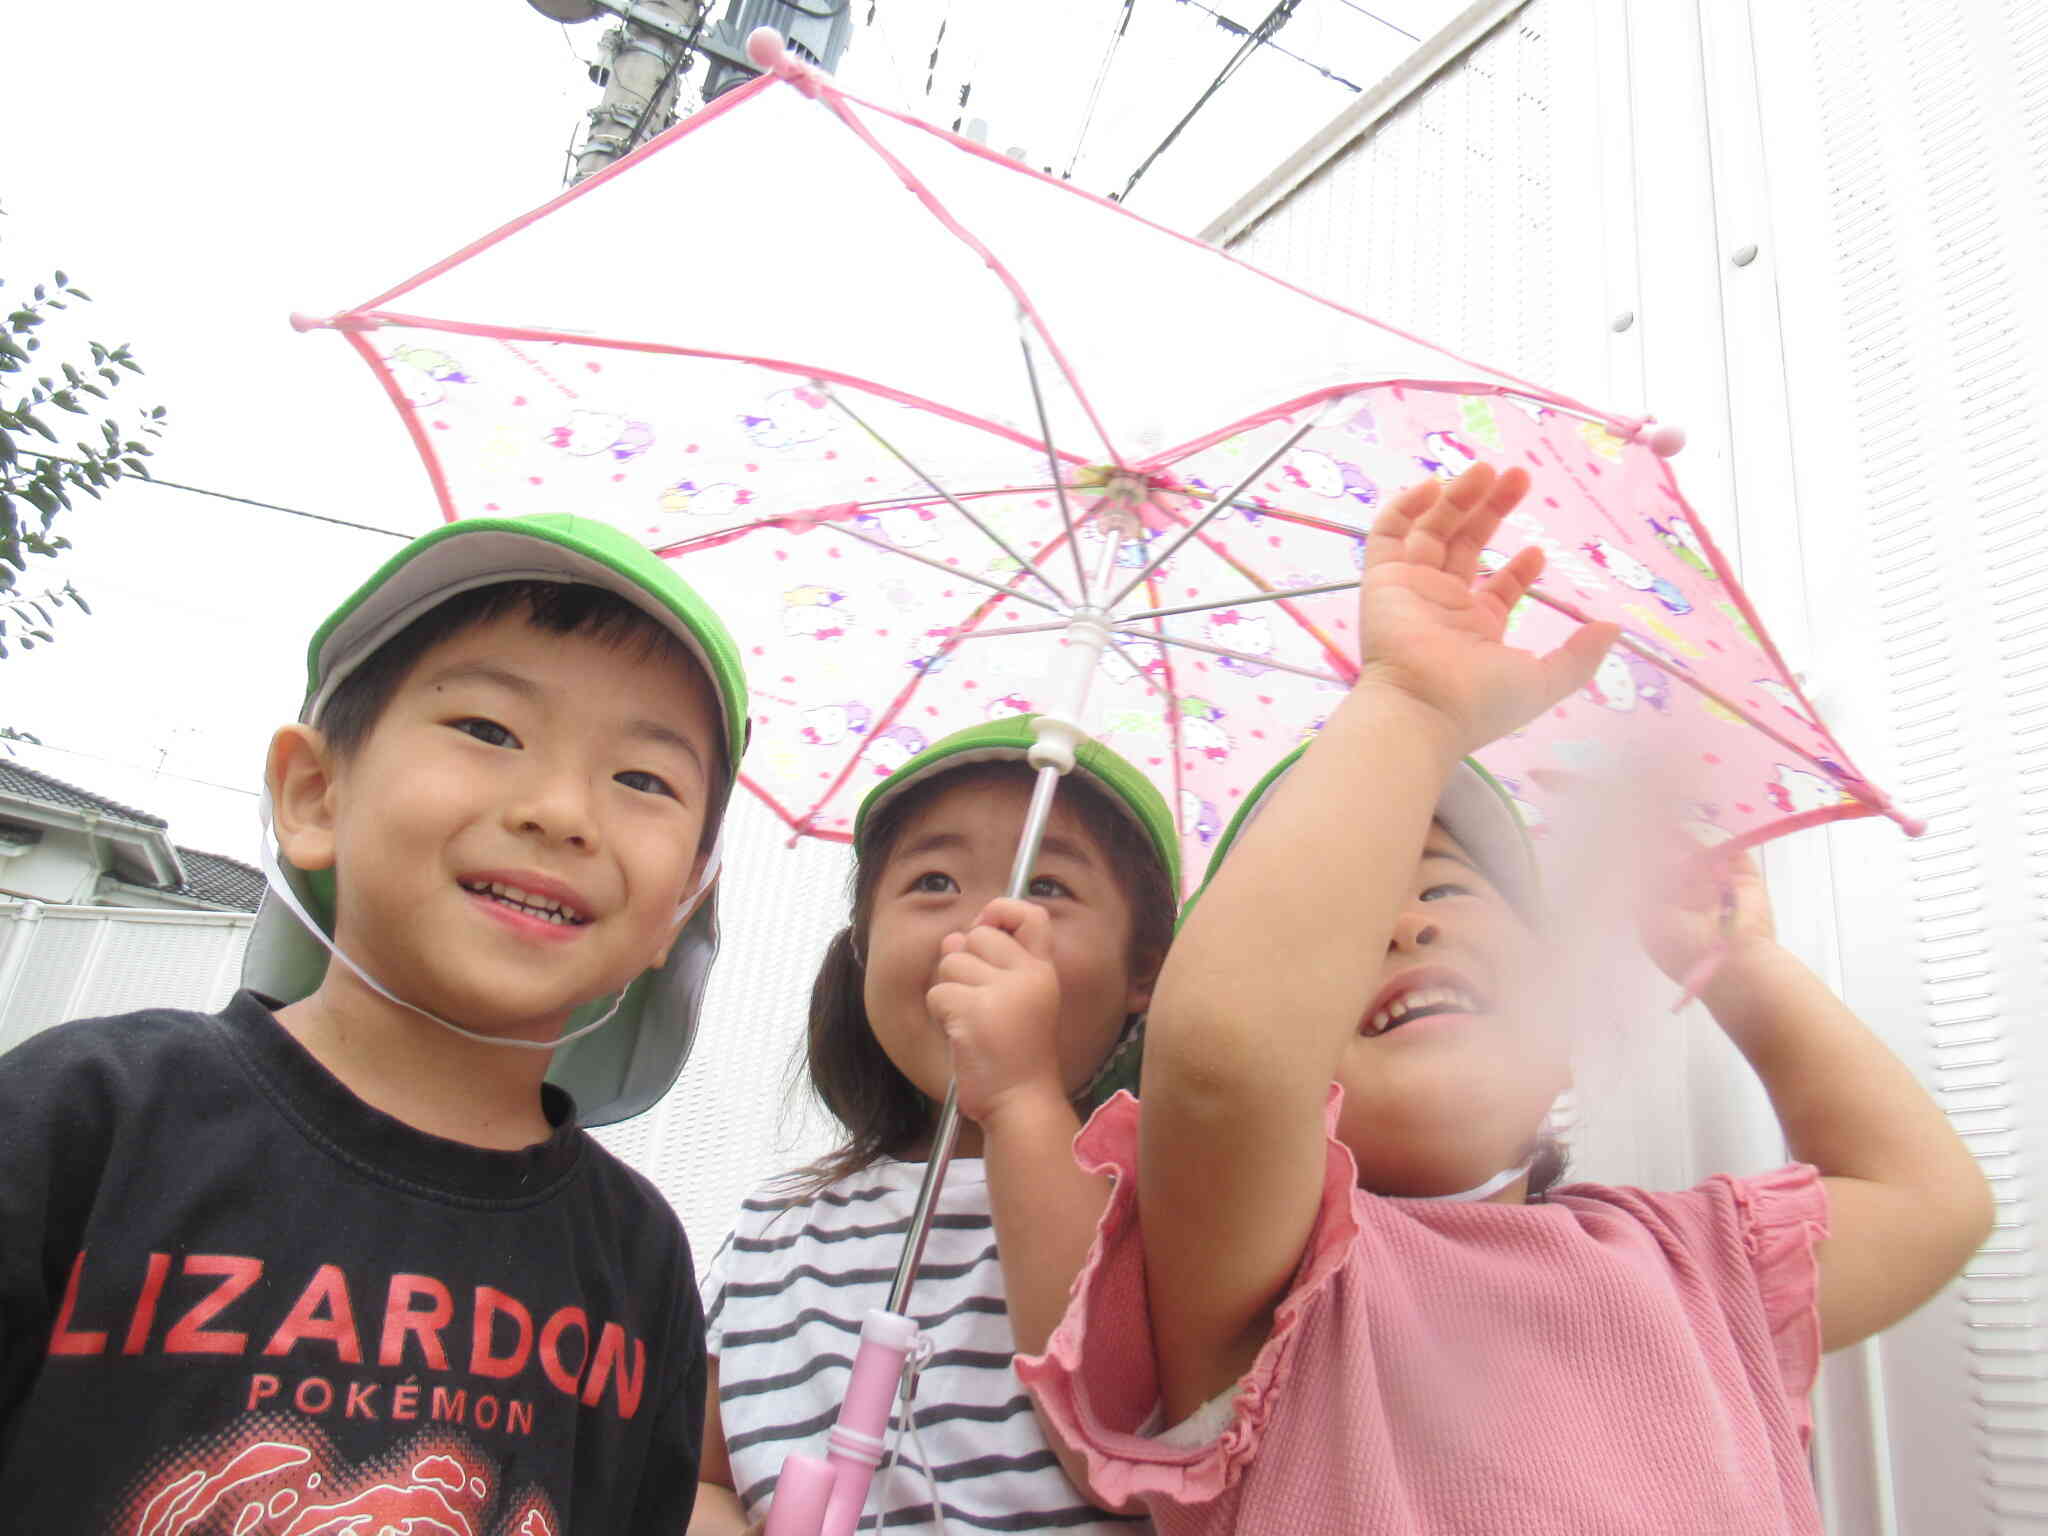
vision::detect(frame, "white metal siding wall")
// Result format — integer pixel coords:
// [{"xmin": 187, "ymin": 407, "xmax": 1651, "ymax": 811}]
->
[
  {"xmin": 1216, "ymin": 0, "xmax": 2047, "ymax": 1529},
  {"xmin": 1226, "ymin": 2, "xmax": 1607, "ymax": 405},
  {"xmin": 1749, "ymin": 3, "xmax": 2048, "ymax": 1529},
  {"xmin": 0, "ymin": 901, "xmax": 253, "ymax": 1054}
]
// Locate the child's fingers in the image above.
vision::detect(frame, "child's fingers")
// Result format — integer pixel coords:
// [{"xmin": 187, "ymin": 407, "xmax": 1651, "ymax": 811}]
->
[
  {"xmin": 1363, "ymin": 477, "xmax": 1441, "ymax": 570},
  {"xmin": 939, "ymin": 931, "xmax": 968, "ymax": 957},
  {"xmin": 974, "ymin": 897, "xmax": 1055, "ymax": 959},
  {"xmin": 1444, "ymin": 466, "xmax": 1529, "ymax": 585},
  {"xmin": 1476, "ymin": 544, "xmax": 1546, "ymax": 614},
  {"xmin": 930, "ymin": 949, "xmax": 997, "ymax": 993},
  {"xmin": 1536, "ymin": 619, "xmax": 1622, "ymax": 707},
  {"xmin": 1408, "ymin": 463, "xmax": 1499, "ymax": 561}
]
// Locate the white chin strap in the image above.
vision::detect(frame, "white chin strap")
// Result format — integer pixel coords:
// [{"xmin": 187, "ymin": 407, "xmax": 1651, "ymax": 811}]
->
[
  {"xmin": 257, "ymin": 794, "xmax": 723, "ymax": 1052},
  {"xmin": 1395, "ymin": 1161, "xmax": 1533, "ymax": 1203}
]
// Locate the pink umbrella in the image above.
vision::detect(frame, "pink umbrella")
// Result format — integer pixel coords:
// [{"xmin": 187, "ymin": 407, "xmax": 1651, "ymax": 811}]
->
[{"xmin": 294, "ymin": 32, "xmax": 1918, "ymax": 1532}]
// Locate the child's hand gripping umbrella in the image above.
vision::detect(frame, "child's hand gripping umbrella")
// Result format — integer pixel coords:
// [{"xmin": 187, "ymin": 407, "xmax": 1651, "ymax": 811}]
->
[{"xmin": 291, "ymin": 30, "xmax": 1923, "ymax": 1532}]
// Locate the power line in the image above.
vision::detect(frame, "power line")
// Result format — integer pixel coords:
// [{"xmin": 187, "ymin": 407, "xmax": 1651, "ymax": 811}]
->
[
  {"xmin": 8, "ymin": 736, "xmax": 260, "ymax": 799},
  {"xmin": 1329, "ymin": 0, "xmax": 1420, "ymax": 42},
  {"xmin": 16, "ymin": 452, "xmax": 412, "ymax": 540},
  {"xmin": 1177, "ymin": 0, "xmax": 1365, "ymax": 90},
  {"xmin": 1062, "ymin": 0, "xmax": 1137, "ymax": 180},
  {"xmin": 1116, "ymin": 0, "xmax": 1302, "ymax": 204}
]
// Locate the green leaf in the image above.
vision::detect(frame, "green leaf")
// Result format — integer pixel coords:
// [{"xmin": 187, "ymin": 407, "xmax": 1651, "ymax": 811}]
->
[
  {"xmin": 53, "ymin": 271, "xmax": 69, "ymax": 288},
  {"xmin": 19, "ymin": 412, "xmax": 55, "ymax": 442}
]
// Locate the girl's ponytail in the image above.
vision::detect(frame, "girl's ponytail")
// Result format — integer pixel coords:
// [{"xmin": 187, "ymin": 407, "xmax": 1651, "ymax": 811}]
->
[{"xmin": 787, "ymin": 924, "xmax": 932, "ymax": 1193}]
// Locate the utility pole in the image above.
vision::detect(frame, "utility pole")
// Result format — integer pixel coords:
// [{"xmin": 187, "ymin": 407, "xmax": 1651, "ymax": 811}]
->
[
  {"xmin": 527, "ymin": 0, "xmax": 707, "ymax": 184},
  {"xmin": 525, "ymin": 1, "xmax": 855, "ymax": 184}
]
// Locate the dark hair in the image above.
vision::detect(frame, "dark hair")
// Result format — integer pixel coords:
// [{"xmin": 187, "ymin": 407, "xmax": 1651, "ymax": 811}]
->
[
  {"xmin": 789, "ymin": 761, "xmax": 1176, "ymax": 1192},
  {"xmin": 1524, "ymin": 1131, "xmax": 1570, "ymax": 1203},
  {"xmin": 316, "ymin": 579, "xmax": 727, "ymax": 839}
]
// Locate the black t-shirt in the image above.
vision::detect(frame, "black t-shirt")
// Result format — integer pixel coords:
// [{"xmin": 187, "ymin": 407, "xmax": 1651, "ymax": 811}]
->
[{"xmin": 0, "ymin": 992, "xmax": 703, "ymax": 1533}]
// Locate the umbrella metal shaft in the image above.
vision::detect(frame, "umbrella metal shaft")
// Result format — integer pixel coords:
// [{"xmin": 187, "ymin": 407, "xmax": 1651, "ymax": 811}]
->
[
  {"xmin": 885, "ymin": 760, "xmax": 1066, "ymax": 1313},
  {"xmin": 884, "ymin": 526, "xmax": 1124, "ymax": 1318}
]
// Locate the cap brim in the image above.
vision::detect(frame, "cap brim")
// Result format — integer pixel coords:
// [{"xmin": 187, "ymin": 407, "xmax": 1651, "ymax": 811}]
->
[
  {"xmin": 1191, "ymin": 746, "xmax": 1537, "ymax": 921},
  {"xmin": 853, "ymin": 715, "xmax": 1181, "ymax": 892},
  {"xmin": 305, "ymin": 516, "xmax": 747, "ymax": 773},
  {"xmin": 241, "ymin": 871, "xmax": 721, "ymax": 1128}
]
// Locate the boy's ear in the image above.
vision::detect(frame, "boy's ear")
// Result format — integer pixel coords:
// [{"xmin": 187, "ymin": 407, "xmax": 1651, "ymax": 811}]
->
[{"xmin": 268, "ymin": 724, "xmax": 341, "ymax": 873}]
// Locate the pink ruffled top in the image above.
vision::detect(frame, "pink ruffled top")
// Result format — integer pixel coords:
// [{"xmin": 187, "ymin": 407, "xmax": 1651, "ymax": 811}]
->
[{"xmin": 1018, "ymin": 1089, "xmax": 1829, "ymax": 1535}]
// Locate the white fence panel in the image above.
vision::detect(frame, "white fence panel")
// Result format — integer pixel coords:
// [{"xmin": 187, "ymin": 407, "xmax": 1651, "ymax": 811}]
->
[{"xmin": 0, "ymin": 901, "xmax": 253, "ymax": 1056}]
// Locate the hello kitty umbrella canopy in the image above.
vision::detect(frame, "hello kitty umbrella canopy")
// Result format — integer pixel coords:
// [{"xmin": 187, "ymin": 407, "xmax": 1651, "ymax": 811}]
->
[{"xmin": 295, "ymin": 37, "xmax": 1913, "ymax": 889}]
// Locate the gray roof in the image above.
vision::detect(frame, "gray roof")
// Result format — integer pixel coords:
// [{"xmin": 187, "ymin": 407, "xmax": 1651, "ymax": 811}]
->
[
  {"xmin": 0, "ymin": 758, "xmax": 262, "ymax": 912},
  {"xmin": 0, "ymin": 760, "xmax": 168, "ymax": 828},
  {"xmin": 172, "ymin": 847, "xmax": 265, "ymax": 913}
]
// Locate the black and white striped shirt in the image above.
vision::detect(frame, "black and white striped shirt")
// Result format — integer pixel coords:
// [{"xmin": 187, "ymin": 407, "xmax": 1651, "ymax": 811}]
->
[{"xmin": 703, "ymin": 1157, "xmax": 1150, "ymax": 1533}]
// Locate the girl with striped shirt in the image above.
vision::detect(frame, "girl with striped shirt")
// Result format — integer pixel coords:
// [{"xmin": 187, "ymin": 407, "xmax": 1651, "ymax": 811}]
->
[{"xmin": 693, "ymin": 716, "xmax": 1178, "ymax": 1534}]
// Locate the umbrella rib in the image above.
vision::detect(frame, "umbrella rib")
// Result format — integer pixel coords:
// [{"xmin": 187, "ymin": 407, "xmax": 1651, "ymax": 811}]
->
[
  {"xmin": 815, "ymin": 383, "xmax": 1074, "ymax": 610},
  {"xmin": 1101, "ymin": 638, "xmax": 1163, "ymax": 699},
  {"xmin": 1517, "ymin": 587, "xmax": 1888, "ymax": 809},
  {"xmin": 1017, "ymin": 328, "xmax": 1095, "ymax": 604},
  {"xmin": 831, "ymin": 521, "xmax": 1066, "ymax": 615},
  {"xmin": 1117, "ymin": 579, "xmax": 1357, "ymax": 624},
  {"xmin": 1105, "ymin": 415, "xmax": 1322, "ymax": 611},
  {"xmin": 949, "ymin": 620, "xmax": 1069, "ymax": 640},
  {"xmin": 1118, "ymin": 628, "xmax": 1346, "ymax": 683}
]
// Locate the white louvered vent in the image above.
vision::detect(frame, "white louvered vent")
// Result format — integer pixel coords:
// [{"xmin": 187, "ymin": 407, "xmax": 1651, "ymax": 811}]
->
[
  {"xmin": 1755, "ymin": 0, "xmax": 2048, "ymax": 1526},
  {"xmin": 1228, "ymin": 9, "xmax": 1567, "ymax": 391}
]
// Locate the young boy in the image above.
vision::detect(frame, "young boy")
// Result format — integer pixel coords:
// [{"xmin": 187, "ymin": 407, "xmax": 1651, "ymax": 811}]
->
[{"xmin": 0, "ymin": 514, "xmax": 749, "ymax": 1532}]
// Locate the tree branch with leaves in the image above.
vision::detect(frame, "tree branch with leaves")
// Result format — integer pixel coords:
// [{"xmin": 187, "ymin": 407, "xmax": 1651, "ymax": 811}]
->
[{"xmin": 1, "ymin": 204, "xmax": 167, "ymax": 659}]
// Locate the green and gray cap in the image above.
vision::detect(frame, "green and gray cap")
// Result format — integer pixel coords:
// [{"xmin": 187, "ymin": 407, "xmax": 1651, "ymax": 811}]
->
[
  {"xmin": 856, "ymin": 714, "xmax": 1179, "ymax": 1106},
  {"xmin": 242, "ymin": 513, "xmax": 748, "ymax": 1127},
  {"xmin": 1196, "ymin": 744, "xmax": 1537, "ymax": 917}
]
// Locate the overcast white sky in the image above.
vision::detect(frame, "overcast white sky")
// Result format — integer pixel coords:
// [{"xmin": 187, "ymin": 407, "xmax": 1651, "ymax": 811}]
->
[{"xmin": 1, "ymin": 0, "xmax": 1462, "ymax": 861}]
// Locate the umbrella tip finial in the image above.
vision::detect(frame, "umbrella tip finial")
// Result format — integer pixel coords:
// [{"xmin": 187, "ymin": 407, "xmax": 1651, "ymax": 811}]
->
[
  {"xmin": 1645, "ymin": 423, "xmax": 1687, "ymax": 457},
  {"xmin": 747, "ymin": 26, "xmax": 787, "ymax": 70},
  {"xmin": 1622, "ymin": 415, "xmax": 1687, "ymax": 458}
]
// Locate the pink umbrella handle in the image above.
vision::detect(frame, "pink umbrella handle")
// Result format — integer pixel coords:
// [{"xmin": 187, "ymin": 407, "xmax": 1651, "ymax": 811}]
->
[{"xmin": 764, "ymin": 1309, "xmax": 922, "ymax": 1536}]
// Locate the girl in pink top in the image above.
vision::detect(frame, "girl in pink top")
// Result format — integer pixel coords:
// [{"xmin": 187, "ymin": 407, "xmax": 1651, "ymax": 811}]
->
[{"xmin": 1018, "ymin": 463, "xmax": 1993, "ymax": 1534}]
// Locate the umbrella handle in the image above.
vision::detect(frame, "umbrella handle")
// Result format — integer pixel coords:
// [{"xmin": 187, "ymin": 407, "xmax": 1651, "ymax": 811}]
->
[{"xmin": 764, "ymin": 1309, "xmax": 922, "ymax": 1536}]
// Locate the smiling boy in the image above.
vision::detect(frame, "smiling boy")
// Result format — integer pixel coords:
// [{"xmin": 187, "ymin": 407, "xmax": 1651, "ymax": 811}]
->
[{"xmin": 0, "ymin": 515, "xmax": 747, "ymax": 1532}]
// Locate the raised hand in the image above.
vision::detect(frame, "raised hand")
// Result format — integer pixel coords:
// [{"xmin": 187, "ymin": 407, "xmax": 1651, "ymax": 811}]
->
[
  {"xmin": 926, "ymin": 898, "xmax": 1063, "ymax": 1126},
  {"xmin": 1359, "ymin": 462, "xmax": 1619, "ymax": 754},
  {"xmin": 1638, "ymin": 842, "xmax": 1779, "ymax": 989}
]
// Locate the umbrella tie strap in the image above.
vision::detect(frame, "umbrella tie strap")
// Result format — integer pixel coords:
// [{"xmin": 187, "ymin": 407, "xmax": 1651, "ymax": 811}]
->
[{"xmin": 860, "ymin": 1333, "xmax": 946, "ymax": 1535}]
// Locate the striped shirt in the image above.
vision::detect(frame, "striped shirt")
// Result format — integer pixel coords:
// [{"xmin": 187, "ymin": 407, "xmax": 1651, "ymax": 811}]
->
[{"xmin": 703, "ymin": 1156, "xmax": 1150, "ymax": 1533}]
